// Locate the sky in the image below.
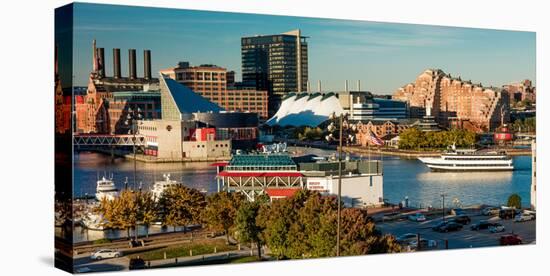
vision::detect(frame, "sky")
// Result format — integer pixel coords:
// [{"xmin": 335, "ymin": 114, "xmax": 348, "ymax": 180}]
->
[{"xmin": 67, "ymin": 3, "xmax": 536, "ymax": 94}]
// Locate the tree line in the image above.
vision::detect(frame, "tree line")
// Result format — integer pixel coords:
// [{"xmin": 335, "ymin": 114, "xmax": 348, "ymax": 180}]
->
[
  {"xmin": 96, "ymin": 187, "xmax": 401, "ymax": 259},
  {"xmin": 398, "ymin": 128, "xmax": 476, "ymax": 150}
]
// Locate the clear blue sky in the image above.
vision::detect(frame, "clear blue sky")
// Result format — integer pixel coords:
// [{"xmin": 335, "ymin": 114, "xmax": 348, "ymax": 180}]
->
[{"xmin": 71, "ymin": 3, "xmax": 536, "ymax": 94}]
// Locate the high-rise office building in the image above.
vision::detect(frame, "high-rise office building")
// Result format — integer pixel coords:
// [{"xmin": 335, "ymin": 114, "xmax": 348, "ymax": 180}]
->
[{"xmin": 241, "ymin": 29, "xmax": 308, "ymax": 115}]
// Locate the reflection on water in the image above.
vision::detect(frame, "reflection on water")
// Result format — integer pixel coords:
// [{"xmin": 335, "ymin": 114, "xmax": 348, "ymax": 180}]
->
[{"xmin": 74, "ymin": 152, "xmax": 218, "ymax": 197}]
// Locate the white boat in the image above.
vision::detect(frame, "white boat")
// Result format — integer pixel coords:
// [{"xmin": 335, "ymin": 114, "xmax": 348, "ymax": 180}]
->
[
  {"xmin": 151, "ymin": 174, "xmax": 182, "ymax": 201},
  {"xmin": 418, "ymin": 145, "xmax": 513, "ymax": 172},
  {"xmin": 81, "ymin": 213, "xmax": 106, "ymax": 231},
  {"xmin": 95, "ymin": 177, "xmax": 119, "ymax": 201}
]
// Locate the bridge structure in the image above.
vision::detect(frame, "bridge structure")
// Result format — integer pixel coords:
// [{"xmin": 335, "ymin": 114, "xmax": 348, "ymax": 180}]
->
[{"xmin": 73, "ymin": 134, "xmax": 146, "ymax": 147}]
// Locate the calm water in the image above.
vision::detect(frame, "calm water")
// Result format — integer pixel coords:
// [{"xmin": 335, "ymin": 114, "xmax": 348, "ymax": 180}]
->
[{"xmin": 74, "ymin": 149, "xmax": 532, "ymax": 209}]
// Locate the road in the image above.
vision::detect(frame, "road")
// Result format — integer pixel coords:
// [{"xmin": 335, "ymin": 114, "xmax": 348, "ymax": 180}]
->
[{"xmin": 377, "ymin": 211, "xmax": 536, "ymax": 250}]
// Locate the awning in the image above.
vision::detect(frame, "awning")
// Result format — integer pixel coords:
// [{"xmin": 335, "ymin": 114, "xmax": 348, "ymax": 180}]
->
[{"xmin": 217, "ymin": 171, "xmax": 302, "ymax": 177}]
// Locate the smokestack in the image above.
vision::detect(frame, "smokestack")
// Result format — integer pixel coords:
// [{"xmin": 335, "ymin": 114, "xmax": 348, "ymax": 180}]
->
[
  {"xmin": 318, "ymin": 80, "xmax": 322, "ymax": 92},
  {"xmin": 345, "ymin": 80, "xmax": 348, "ymax": 92},
  {"xmin": 357, "ymin": 80, "xmax": 361, "ymax": 91},
  {"xmin": 113, "ymin": 48, "xmax": 121, "ymax": 79},
  {"xmin": 128, "ymin": 49, "xmax": 137, "ymax": 79},
  {"xmin": 306, "ymin": 81, "xmax": 310, "ymax": 92},
  {"xmin": 97, "ymin": 48, "xmax": 105, "ymax": 77},
  {"xmin": 143, "ymin": 50, "xmax": 151, "ymax": 80}
]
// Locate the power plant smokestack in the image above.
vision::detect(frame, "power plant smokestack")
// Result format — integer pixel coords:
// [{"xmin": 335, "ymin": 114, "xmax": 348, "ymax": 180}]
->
[
  {"xmin": 318, "ymin": 80, "xmax": 322, "ymax": 92},
  {"xmin": 143, "ymin": 50, "xmax": 151, "ymax": 80},
  {"xmin": 345, "ymin": 80, "xmax": 348, "ymax": 92},
  {"xmin": 97, "ymin": 48, "xmax": 105, "ymax": 77},
  {"xmin": 357, "ymin": 80, "xmax": 361, "ymax": 91},
  {"xmin": 128, "ymin": 49, "xmax": 137, "ymax": 79},
  {"xmin": 113, "ymin": 48, "xmax": 121, "ymax": 79}
]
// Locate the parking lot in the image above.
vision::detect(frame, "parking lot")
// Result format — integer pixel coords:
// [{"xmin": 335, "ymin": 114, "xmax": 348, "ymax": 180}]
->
[{"xmin": 377, "ymin": 210, "xmax": 536, "ymax": 251}]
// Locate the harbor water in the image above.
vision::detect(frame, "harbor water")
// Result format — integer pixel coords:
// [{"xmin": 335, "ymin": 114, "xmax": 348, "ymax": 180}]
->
[{"xmin": 72, "ymin": 149, "xmax": 532, "ymax": 242}]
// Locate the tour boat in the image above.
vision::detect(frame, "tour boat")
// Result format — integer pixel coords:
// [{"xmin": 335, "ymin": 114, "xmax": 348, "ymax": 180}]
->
[
  {"xmin": 95, "ymin": 176, "xmax": 119, "ymax": 201},
  {"xmin": 151, "ymin": 174, "xmax": 182, "ymax": 201},
  {"xmin": 418, "ymin": 145, "xmax": 514, "ymax": 172}
]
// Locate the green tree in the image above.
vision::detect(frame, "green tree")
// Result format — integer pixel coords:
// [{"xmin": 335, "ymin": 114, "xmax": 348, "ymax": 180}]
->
[
  {"xmin": 158, "ymin": 185, "xmax": 206, "ymax": 232},
  {"xmin": 507, "ymin": 193, "xmax": 522, "ymax": 209},
  {"xmin": 203, "ymin": 191, "xmax": 244, "ymax": 244},
  {"xmin": 235, "ymin": 201, "xmax": 265, "ymax": 259}
]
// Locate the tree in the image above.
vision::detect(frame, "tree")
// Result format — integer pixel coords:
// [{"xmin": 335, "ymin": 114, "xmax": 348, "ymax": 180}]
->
[
  {"xmin": 507, "ymin": 193, "xmax": 522, "ymax": 209},
  {"xmin": 136, "ymin": 190, "xmax": 158, "ymax": 238},
  {"xmin": 158, "ymin": 185, "xmax": 206, "ymax": 232},
  {"xmin": 235, "ymin": 201, "xmax": 265, "ymax": 259},
  {"xmin": 97, "ymin": 189, "xmax": 138, "ymax": 239},
  {"xmin": 203, "ymin": 191, "xmax": 244, "ymax": 244}
]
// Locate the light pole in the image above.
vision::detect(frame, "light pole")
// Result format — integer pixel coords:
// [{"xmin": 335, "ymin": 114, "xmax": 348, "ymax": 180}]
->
[
  {"xmin": 326, "ymin": 112, "xmax": 357, "ymax": 257},
  {"xmin": 441, "ymin": 194, "xmax": 446, "ymax": 223},
  {"xmin": 125, "ymin": 107, "xmax": 142, "ymax": 190}
]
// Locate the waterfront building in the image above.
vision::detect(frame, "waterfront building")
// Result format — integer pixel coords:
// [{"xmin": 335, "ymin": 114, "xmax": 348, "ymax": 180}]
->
[
  {"xmin": 137, "ymin": 75, "xmax": 259, "ymax": 160},
  {"xmin": 340, "ymin": 91, "xmax": 408, "ymax": 121},
  {"xmin": 75, "ymin": 41, "xmax": 160, "ymax": 134},
  {"xmin": 242, "ymin": 29, "xmax": 309, "ymax": 115},
  {"xmin": 266, "ymin": 91, "xmax": 408, "ymax": 127},
  {"xmin": 355, "ymin": 120, "xmax": 413, "ymax": 147},
  {"xmin": 299, "ymin": 159, "xmax": 384, "ymax": 207},
  {"xmin": 160, "ymin": 62, "xmax": 269, "ymax": 119},
  {"xmin": 531, "ymin": 140, "xmax": 536, "ymax": 210},
  {"xmin": 393, "ymin": 69, "xmax": 510, "ymax": 132},
  {"xmin": 503, "ymin": 79, "xmax": 536, "ymax": 104},
  {"xmin": 215, "ymin": 154, "xmax": 304, "ymax": 201},
  {"xmin": 216, "ymin": 153, "xmax": 384, "ymax": 207}
]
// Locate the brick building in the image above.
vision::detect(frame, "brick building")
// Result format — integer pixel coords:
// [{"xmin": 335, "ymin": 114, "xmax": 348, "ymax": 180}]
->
[
  {"xmin": 393, "ymin": 69, "xmax": 510, "ymax": 132},
  {"xmin": 503, "ymin": 79, "xmax": 536, "ymax": 104},
  {"xmin": 160, "ymin": 62, "xmax": 269, "ymax": 119},
  {"xmin": 355, "ymin": 120, "xmax": 412, "ymax": 147}
]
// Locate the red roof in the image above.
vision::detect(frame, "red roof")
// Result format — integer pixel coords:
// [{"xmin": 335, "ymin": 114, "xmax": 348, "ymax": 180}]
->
[
  {"xmin": 217, "ymin": 171, "xmax": 302, "ymax": 177},
  {"xmin": 210, "ymin": 162, "xmax": 229, "ymax": 167},
  {"xmin": 265, "ymin": 188, "xmax": 300, "ymax": 198}
]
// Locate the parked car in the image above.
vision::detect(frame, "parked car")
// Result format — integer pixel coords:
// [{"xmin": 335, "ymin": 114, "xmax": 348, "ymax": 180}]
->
[
  {"xmin": 408, "ymin": 238, "xmax": 437, "ymax": 250},
  {"xmin": 522, "ymin": 210, "xmax": 536, "ymax": 219},
  {"xmin": 470, "ymin": 220, "xmax": 493, "ymax": 231},
  {"xmin": 90, "ymin": 249, "xmax": 122, "ymax": 260},
  {"xmin": 481, "ymin": 207, "xmax": 500, "ymax": 216},
  {"xmin": 500, "ymin": 234, "xmax": 522, "ymax": 245},
  {"xmin": 408, "ymin": 213, "xmax": 427, "ymax": 222},
  {"xmin": 450, "ymin": 215, "xmax": 471, "ymax": 225},
  {"xmin": 499, "ymin": 208, "xmax": 517, "ymax": 220},
  {"xmin": 129, "ymin": 257, "xmax": 147, "ymax": 270},
  {"xmin": 396, "ymin": 233, "xmax": 418, "ymax": 244},
  {"xmin": 489, "ymin": 223, "xmax": 506, "ymax": 233},
  {"xmin": 450, "ymin": 208, "xmax": 465, "ymax": 216},
  {"xmin": 432, "ymin": 221, "xmax": 463, "ymax": 232},
  {"xmin": 515, "ymin": 213, "xmax": 535, "ymax": 222}
]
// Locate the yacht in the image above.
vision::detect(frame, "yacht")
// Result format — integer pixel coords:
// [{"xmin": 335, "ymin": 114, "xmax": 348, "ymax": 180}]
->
[
  {"xmin": 95, "ymin": 176, "xmax": 119, "ymax": 201},
  {"xmin": 418, "ymin": 145, "xmax": 514, "ymax": 171},
  {"xmin": 151, "ymin": 174, "xmax": 182, "ymax": 201},
  {"xmin": 81, "ymin": 213, "xmax": 106, "ymax": 231}
]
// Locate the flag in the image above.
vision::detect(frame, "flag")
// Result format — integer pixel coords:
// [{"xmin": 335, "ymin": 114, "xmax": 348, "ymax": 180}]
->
[{"xmin": 368, "ymin": 130, "xmax": 384, "ymax": 146}]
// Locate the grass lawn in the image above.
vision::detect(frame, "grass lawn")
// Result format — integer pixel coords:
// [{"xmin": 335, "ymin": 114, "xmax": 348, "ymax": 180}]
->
[{"xmin": 128, "ymin": 239, "xmax": 236, "ymax": 261}]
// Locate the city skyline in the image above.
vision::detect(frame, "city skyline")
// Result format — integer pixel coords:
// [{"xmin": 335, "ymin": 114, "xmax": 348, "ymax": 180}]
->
[{"xmin": 70, "ymin": 3, "xmax": 536, "ymax": 94}]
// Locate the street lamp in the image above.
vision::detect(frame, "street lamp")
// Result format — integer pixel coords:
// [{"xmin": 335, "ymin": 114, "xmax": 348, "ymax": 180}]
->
[
  {"xmin": 326, "ymin": 112, "xmax": 357, "ymax": 257},
  {"xmin": 441, "ymin": 194, "xmax": 447, "ymax": 223},
  {"xmin": 125, "ymin": 107, "xmax": 143, "ymax": 190}
]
